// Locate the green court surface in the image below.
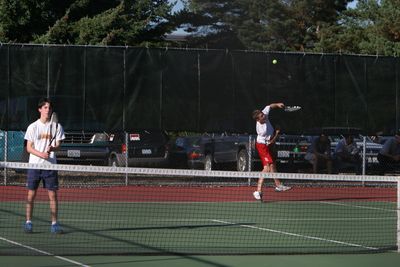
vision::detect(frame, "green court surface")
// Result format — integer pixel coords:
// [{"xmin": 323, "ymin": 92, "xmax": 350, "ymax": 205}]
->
[
  {"xmin": 2, "ymin": 253, "xmax": 400, "ymax": 267},
  {"xmin": 0, "ymin": 198, "xmax": 396, "ymax": 255},
  {"xmin": 1, "ymin": 182, "xmax": 398, "ymax": 267}
]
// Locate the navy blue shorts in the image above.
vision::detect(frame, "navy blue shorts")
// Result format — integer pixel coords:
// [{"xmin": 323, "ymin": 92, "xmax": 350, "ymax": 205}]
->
[{"xmin": 26, "ymin": 169, "xmax": 59, "ymax": 191}]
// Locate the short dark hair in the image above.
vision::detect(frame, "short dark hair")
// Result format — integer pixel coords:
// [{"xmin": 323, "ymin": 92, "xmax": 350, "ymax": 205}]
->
[
  {"xmin": 38, "ymin": 97, "xmax": 52, "ymax": 109},
  {"xmin": 252, "ymin": 110, "xmax": 262, "ymax": 120}
]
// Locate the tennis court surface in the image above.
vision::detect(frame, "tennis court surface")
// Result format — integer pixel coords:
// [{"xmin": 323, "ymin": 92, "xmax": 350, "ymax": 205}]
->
[{"xmin": 0, "ymin": 162, "xmax": 398, "ymax": 257}]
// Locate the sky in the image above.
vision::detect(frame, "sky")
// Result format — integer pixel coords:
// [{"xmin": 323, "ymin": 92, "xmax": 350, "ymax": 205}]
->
[
  {"xmin": 348, "ymin": 1, "xmax": 358, "ymax": 9},
  {"xmin": 171, "ymin": 0, "xmax": 184, "ymax": 13}
]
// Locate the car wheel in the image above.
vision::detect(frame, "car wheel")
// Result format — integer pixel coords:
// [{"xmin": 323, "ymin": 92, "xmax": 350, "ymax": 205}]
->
[
  {"xmin": 109, "ymin": 156, "xmax": 119, "ymax": 167},
  {"xmin": 237, "ymin": 149, "xmax": 249, "ymax": 172},
  {"xmin": 204, "ymin": 154, "xmax": 213, "ymax": 171}
]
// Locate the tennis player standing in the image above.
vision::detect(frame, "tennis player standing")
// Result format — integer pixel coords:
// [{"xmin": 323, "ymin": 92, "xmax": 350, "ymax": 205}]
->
[
  {"xmin": 23, "ymin": 98, "xmax": 65, "ymax": 234},
  {"xmin": 252, "ymin": 102, "xmax": 291, "ymax": 201}
]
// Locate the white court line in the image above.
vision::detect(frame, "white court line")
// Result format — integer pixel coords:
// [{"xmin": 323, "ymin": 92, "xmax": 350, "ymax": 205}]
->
[
  {"xmin": 83, "ymin": 201, "xmax": 255, "ymax": 204},
  {"xmin": 13, "ymin": 217, "xmax": 394, "ymax": 225},
  {"xmin": 0, "ymin": 236, "xmax": 90, "ymax": 267},
  {"xmin": 212, "ymin": 219, "xmax": 379, "ymax": 251},
  {"xmin": 159, "ymin": 216, "xmax": 395, "ymax": 222},
  {"xmin": 320, "ymin": 201, "xmax": 396, "ymax": 212},
  {"xmin": 63, "ymin": 219, "xmax": 128, "ymax": 222},
  {"xmin": 268, "ymin": 217, "xmax": 396, "ymax": 221}
]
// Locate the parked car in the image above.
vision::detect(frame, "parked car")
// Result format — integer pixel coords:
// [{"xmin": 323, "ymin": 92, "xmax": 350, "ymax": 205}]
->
[
  {"xmin": 169, "ymin": 133, "xmax": 255, "ymax": 171},
  {"xmin": 274, "ymin": 134, "xmax": 310, "ymax": 161},
  {"xmin": 108, "ymin": 130, "xmax": 170, "ymax": 167},
  {"xmin": 169, "ymin": 135, "xmax": 211, "ymax": 169},
  {"xmin": 231, "ymin": 133, "xmax": 312, "ymax": 172},
  {"xmin": 259, "ymin": 128, "xmax": 383, "ymax": 173},
  {"xmin": 273, "ymin": 134, "xmax": 311, "ymax": 172},
  {"xmin": 1, "ymin": 130, "xmax": 111, "ymax": 165},
  {"xmin": 56, "ymin": 131, "xmax": 111, "ymax": 165},
  {"xmin": 169, "ymin": 133, "xmax": 312, "ymax": 172}
]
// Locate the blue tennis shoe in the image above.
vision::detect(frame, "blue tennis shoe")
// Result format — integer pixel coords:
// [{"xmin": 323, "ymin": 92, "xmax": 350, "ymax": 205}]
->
[
  {"xmin": 24, "ymin": 222, "xmax": 33, "ymax": 233},
  {"xmin": 51, "ymin": 223, "xmax": 63, "ymax": 234}
]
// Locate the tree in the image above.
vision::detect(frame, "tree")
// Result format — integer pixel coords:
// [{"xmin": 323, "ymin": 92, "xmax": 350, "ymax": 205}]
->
[
  {"xmin": 315, "ymin": 0, "xmax": 400, "ymax": 56},
  {"xmin": 179, "ymin": 0, "xmax": 350, "ymax": 51},
  {"xmin": 0, "ymin": 0, "xmax": 74, "ymax": 43},
  {"xmin": 0, "ymin": 0, "xmax": 177, "ymax": 46}
]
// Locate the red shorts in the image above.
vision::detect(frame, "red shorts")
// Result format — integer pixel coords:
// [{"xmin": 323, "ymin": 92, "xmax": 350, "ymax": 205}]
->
[{"xmin": 256, "ymin": 142, "xmax": 274, "ymax": 166}]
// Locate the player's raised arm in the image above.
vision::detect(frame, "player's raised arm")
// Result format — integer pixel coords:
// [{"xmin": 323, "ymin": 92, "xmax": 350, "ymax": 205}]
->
[{"xmin": 269, "ymin": 103, "xmax": 285, "ymax": 109}]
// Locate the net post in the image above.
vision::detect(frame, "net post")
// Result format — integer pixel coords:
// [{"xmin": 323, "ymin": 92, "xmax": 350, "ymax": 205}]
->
[
  {"xmin": 398, "ymin": 179, "xmax": 400, "ymax": 252},
  {"xmin": 248, "ymin": 135, "xmax": 252, "ymax": 172},
  {"xmin": 362, "ymin": 136, "xmax": 367, "ymax": 179},
  {"xmin": 125, "ymin": 132, "xmax": 128, "ymax": 186}
]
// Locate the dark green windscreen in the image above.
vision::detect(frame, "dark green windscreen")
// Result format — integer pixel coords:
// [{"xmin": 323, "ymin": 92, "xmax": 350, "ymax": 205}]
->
[{"xmin": 0, "ymin": 44, "xmax": 398, "ymax": 135}]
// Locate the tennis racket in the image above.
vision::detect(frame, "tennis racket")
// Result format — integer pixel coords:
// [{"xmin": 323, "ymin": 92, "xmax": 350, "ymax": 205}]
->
[
  {"xmin": 48, "ymin": 112, "xmax": 59, "ymax": 146},
  {"xmin": 284, "ymin": 105, "xmax": 302, "ymax": 112}
]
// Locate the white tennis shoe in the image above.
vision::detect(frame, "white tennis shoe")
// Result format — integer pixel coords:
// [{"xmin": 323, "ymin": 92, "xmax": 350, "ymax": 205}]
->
[
  {"xmin": 275, "ymin": 185, "xmax": 291, "ymax": 192},
  {"xmin": 253, "ymin": 191, "xmax": 263, "ymax": 201}
]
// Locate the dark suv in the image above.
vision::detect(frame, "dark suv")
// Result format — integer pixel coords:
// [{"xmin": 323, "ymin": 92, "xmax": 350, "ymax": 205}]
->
[
  {"xmin": 169, "ymin": 133, "xmax": 256, "ymax": 171},
  {"xmin": 169, "ymin": 135, "xmax": 215, "ymax": 170},
  {"xmin": 107, "ymin": 130, "xmax": 170, "ymax": 167}
]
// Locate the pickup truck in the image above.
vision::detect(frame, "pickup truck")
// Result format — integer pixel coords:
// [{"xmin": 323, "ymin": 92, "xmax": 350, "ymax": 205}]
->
[
  {"xmin": 55, "ymin": 131, "xmax": 111, "ymax": 165},
  {"xmin": 0, "ymin": 130, "xmax": 111, "ymax": 165}
]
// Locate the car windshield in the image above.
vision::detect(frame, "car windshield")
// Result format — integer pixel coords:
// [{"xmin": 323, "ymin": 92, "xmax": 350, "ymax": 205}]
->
[
  {"xmin": 175, "ymin": 136, "xmax": 201, "ymax": 147},
  {"xmin": 329, "ymin": 134, "xmax": 373, "ymax": 143}
]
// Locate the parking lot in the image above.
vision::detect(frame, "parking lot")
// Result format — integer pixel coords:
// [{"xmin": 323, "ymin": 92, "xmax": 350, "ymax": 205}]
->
[{"xmin": 0, "ymin": 128, "xmax": 389, "ymax": 175}]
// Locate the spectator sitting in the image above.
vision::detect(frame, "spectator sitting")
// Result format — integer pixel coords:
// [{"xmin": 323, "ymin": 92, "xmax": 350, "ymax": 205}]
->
[
  {"xmin": 304, "ymin": 132, "xmax": 332, "ymax": 174},
  {"xmin": 377, "ymin": 131, "xmax": 400, "ymax": 174},
  {"xmin": 370, "ymin": 131, "xmax": 384, "ymax": 144},
  {"xmin": 334, "ymin": 135, "xmax": 362, "ymax": 174}
]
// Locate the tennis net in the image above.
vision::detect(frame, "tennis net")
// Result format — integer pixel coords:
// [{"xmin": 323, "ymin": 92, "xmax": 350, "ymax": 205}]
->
[{"xmin": 0, "ymin": 161, "xmax": 399, "ymax": 255}]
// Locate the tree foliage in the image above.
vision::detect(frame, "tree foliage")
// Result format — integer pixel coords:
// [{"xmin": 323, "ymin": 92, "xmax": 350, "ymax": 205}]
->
[
  {"xmin": 0, "ymin": 0, "xmax": 74, "ymax": 43},
  {"xmin": 179, "ymin": 0, "xmax": 350, "ymax": 51},
  {"xmin": 315, "ymin": 0, "xmax": 400, "ymax": 56},
  {"xmin": 2, "ymin": 0, "xmax": 400, "ymax": 56},
  {"xmin": 0, "ymin": 0, "xmax": 176, "ymax": 46}
]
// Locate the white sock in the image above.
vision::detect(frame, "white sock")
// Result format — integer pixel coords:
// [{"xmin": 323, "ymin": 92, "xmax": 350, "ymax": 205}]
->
[
  {"xmin": 52, "ymin": 221, "xmax": 57, "ymax": 225},
  {"xmin": 26, "ymin": 220, "xmax": 32, "ymax": 224}
]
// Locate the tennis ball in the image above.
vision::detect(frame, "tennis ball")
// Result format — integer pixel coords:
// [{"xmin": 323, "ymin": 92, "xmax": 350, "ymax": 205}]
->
[{"xmin": 272, "ymin": 59, "xmax": 278, "ymax": 64}]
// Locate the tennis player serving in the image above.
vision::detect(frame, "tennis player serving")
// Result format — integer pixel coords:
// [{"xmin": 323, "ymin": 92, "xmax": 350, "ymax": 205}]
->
[
  {"xmin": 23, "ymin": 98, "xmax": 65, "ymax": 234},
  {"xmin": 252, "ymin": 102, "xmax": 291, "ymax": 201}
]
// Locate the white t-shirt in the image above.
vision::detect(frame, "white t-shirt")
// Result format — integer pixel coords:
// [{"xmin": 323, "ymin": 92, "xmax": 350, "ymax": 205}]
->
[
  {"xmin": 24, "ymin": 119, "xmax": 65, "ymax": 164},
  {"xmin": 256, "ymin": 105, "xmax": 274, "ymax": 144}
]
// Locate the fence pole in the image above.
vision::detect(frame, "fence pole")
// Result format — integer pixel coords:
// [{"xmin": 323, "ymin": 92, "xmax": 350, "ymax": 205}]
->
[
  {"xmin": 125, "ymin": 132, "xmax": 129, "ymax": 186},
  {"xmin": 248, "ymin": 135, "xmax": 252, "ymax": 186},
  {"xmin": 362, "ymin": 136, "xmax": 366, "ymax": 175},
  {"xmin": 4, "ymin": 131, "xmax": 7, "ymax": 185}
]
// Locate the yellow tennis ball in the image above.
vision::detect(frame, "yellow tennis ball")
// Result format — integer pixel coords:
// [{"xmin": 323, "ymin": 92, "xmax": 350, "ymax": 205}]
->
[{"xmin": 272, "ymin": 59, "xmax": 278, "ymax": 64}]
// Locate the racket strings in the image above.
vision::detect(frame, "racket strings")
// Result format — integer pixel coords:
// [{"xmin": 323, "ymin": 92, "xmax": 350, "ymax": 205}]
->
[{"xmin": 284, "ymin": 105, "xmax": 301, "ymax": 112}]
